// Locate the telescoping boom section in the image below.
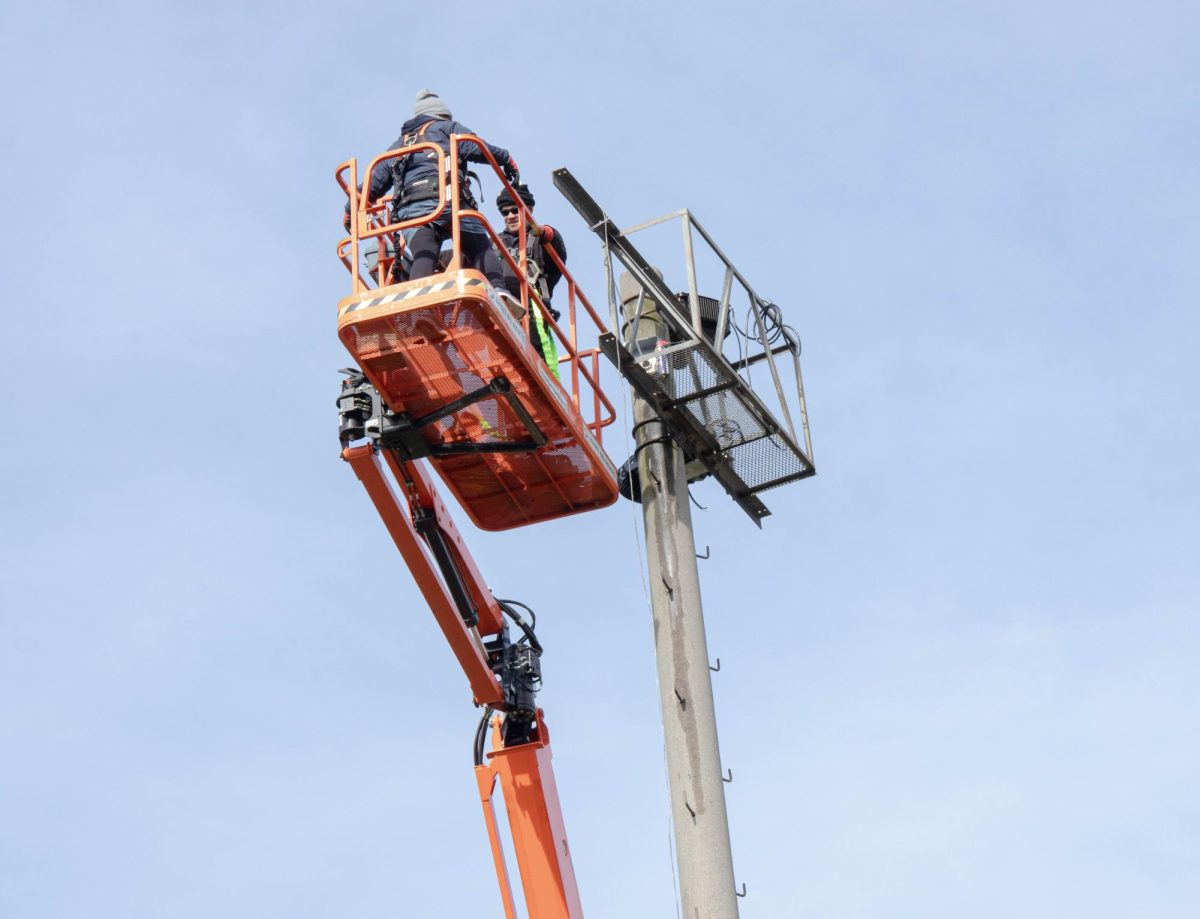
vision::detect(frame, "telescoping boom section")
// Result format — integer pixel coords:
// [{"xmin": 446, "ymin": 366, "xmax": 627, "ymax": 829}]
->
[
  {"xmin": 336, "ymin": 138, "xmax": 619, "ymax": 530},
  {"xmin": 339, "ymin": 436, "xmax": 584, "ymax": 918}
]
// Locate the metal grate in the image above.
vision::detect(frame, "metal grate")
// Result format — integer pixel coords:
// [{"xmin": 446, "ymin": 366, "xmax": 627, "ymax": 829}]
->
[
  {"xmin": 652, "ymin": 344, "xmax": 810, "ymax": 492},
  {"xmin": 554, "ymin": 168, "xmax": 816, "ymax": 523},
  {"xmin": 727, "ymin": 432, "xmax": 811, "ymax": 494}
]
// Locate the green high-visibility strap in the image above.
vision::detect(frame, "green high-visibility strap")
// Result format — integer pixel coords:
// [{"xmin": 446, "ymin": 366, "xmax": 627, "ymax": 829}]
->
[{"xmin": 531, "ymin": 303, "xmax": 560, "ymax": 381}]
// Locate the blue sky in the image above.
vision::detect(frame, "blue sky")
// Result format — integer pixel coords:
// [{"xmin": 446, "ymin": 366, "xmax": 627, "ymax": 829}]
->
[{"xmin": 2, "ymin": 1, "xmax": 1197, "ymax": 917}]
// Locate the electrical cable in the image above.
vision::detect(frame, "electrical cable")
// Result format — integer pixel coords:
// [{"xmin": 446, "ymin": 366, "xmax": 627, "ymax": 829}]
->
[
  {"xmin": 603, "ymin": 230, "xmax": 654, "ymax": 615},
  {"xmin": 600, "ymin": 233, "xmax": 683, "ymax": 919},
  {"xmin": 630, "ymin": 418, "xmax": 673, "ymax": 469},
  {"xmin": 730, "ymin": 313, "xmax": 750, "ymax": 387},
  {"xmin": 782, "ymin": 324, "xmax": 802, "ymax": 356},
  {"xmin": 630, "ymin": 418, "xmax": 662, "ymax": 438},
  {"xmin": 473, "ymin": 705, "xmax": 494, "ymax": 767},
  {"xmin": 495, "ymin": 597, "xmax": 537, "ymax": 632},
  {"xmin": 496, "ymin": 598, "xmax": 542, "ymax": 653},
  {"xmin": 759, "ymin": 298, "xmax": 785, "ymax": 345}
]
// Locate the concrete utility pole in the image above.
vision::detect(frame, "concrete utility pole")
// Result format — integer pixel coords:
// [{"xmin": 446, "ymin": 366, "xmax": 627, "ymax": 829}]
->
[{"xmin": 622, "ymin": 273, "xmax": 740, "ymax": 919}]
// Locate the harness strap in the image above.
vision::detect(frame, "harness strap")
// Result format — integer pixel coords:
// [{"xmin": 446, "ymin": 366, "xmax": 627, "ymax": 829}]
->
[
  {"xmin": 396, "ymin": 121, "xmax": 436, "ymax": 200},
  {"xmin": 397, "ymin": 119, "xmax": 476, "ymax": 208},
  {"xmin": 531, "ymin": 303, "xmax": 560, "ymax": 381},
  {"xmin": 401, "ymin": 120, "xmax": 434, "ymax": 146}
]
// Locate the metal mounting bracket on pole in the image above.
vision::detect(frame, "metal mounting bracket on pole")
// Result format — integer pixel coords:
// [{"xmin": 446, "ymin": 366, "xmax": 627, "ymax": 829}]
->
[{"xmin": 553, "ymin": 168, "xmax": 815, "ymax": 525}]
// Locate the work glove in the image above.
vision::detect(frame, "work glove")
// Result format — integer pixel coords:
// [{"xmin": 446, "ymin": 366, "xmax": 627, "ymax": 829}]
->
[
  {"xmin": 503, "ymin": 157, "xmax": 520, "ymax": 184},
  {"xmin": 343, "ymin": 209, "xmax": 352, "ymax": 233}
]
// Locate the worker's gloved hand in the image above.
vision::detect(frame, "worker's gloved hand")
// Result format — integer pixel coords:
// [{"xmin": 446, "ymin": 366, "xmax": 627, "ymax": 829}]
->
[
  {"xmin": 503, "ymin": 157, "xmax": 519, "ymax": 184},
  {"xmin": 343, "ymin": 209, "xmax": 352, "ymax": 234},
  {"xmin": 548, "ymin": 305, "xmax": 561, "ymax": 323},
  {"xmin": 539, "ymin": 225, "xmax": 555, "ymax": 242}
]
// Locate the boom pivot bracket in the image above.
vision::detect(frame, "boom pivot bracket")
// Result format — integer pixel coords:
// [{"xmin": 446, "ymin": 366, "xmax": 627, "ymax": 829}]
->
[{"xmin": 338, "ymin": 369, "xmax": 547, "ymax": 460}]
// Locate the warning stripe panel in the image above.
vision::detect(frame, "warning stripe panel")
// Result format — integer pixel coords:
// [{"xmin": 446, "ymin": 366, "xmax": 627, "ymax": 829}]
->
[{"xmin": 341, "ymin": 278, "xmax": 478, "ymax": 317}]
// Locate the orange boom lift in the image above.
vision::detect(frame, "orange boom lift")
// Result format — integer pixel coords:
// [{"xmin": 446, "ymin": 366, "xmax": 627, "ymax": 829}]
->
[
  {"xmin": 334, "ymin": 136, "xmax": 616, "ymax": 917},
  {"xmin": 336, "ymin": 136, "xmax": 618, "ymax": 530}
]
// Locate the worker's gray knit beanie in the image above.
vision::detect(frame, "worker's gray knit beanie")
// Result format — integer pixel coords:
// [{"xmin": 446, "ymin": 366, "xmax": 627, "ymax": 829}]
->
[{"xmin": 414, "ymin": 89, "xmax": 451, "ymax": 119}]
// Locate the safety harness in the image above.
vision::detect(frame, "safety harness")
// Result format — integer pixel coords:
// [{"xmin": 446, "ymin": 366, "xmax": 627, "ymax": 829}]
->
[
  {"xmin": 504, "ymin": 229, "xmax": 552, "ymax": 302},
  {"xmin": 502, "ymin": 228, "xmax": 560, "ymax": 380},
  {"xmin": 394, "ymin": 119, "xmax": 478, "ymax": 210}
]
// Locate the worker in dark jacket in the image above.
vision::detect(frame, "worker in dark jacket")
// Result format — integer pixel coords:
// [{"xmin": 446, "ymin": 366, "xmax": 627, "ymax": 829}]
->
[
  {"xmin": 351, "ymin": 89, "xmax": 518, "ymax": 286},
  {"xmin": 496, "ymin": 184, "xmax": 567, "ymax": 375}
]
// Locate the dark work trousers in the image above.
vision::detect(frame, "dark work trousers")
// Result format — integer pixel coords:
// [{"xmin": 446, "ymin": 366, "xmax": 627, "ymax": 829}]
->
[{"xmin": 402, "ymin": 218, "xmax": 505, "ymax": 289}]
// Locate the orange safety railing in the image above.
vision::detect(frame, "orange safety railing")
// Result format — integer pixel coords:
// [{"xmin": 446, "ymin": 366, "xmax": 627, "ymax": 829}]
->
[
  {"xmin": 335, "ymin": 136, "xmax": 617, "ymax": 446},
  {"xmin": 335, "ymin": 142, "xmax": 447, "ymax": 291}
]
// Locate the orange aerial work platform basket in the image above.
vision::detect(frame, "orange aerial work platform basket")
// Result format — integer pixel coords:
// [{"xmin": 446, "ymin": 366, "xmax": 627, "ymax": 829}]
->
[{"xmin": 335, "ymin": 138, "xmax": 619, "ymax": 531}]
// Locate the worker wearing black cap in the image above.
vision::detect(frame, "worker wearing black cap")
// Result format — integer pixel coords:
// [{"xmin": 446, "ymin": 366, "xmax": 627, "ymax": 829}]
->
[{"xmin": 496, "ymin": 184, "xmax": 567, "ymax": 375}]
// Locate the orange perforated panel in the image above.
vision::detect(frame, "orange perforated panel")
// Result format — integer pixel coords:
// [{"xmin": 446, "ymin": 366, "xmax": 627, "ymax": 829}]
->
[{"xmin": 338, "ymin": 271, "xmax": 619, "ymax": 531}]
